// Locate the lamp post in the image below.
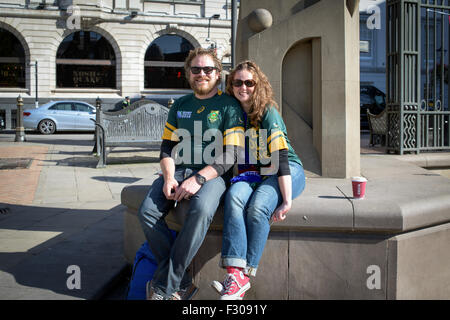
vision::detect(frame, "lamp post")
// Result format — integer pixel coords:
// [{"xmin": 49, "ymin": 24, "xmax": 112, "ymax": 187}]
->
[
  {"xmin": 231, "ymin": 0, "xmax": 237, "ymax": 68},
  {"xmin": 206, "ymin": 14, "xmax": 220, "ymax": 42},
  {"xmin": 29, "ymin": 60, "xmax": 38, "ymax": 108},
  {"xmin": 15, "ymin": 95, "xmax": 26, "ymax": 142}
]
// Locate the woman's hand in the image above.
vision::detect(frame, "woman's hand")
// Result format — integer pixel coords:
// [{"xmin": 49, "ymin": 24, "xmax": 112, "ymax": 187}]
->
[{"xmin": 272, "ymin": 201, "xmax": 292, "ymax": 222}]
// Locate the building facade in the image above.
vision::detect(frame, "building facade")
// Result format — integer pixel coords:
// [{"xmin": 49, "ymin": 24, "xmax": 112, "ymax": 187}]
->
[
  {"xmin": 359, "ymin": 0, "xmax": 386, "ymax": 93},
  {"xmin": 0, "ymin": 0, "xmax": 235, "ymax": 129}
]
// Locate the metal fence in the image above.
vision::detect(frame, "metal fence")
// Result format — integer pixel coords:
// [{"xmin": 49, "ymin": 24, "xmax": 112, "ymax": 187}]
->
[{"xmin": 387, "ymin": 0, "xmax": 450, "ymax": 153}]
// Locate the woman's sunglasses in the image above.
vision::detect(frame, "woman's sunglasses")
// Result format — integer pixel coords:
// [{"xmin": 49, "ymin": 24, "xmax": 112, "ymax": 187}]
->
[
  {"xmin": 232, "ymin": 79, "xmax": 256, "ymax": 87},
  {"xmin": 190, "ymin": 66, "xmax": 218, "ymax": 75}
]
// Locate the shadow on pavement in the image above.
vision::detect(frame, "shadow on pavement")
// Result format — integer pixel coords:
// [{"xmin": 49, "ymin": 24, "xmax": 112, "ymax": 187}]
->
[
  {"xmin": 0, "ymin": 202, "xmax": 126, "ymax": 299},
  {"xmin": 91, "ymin": 176, "xmax": 141, "ymax": 184},
  {"xmin": 39, "ymin": 155, "xmax": 159, "ymax": 168}
]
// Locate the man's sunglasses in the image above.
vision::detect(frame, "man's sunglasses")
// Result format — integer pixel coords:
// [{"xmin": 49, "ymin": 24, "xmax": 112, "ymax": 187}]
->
[
  {"xmin": 190, "ymin": 66, "xmax": 218, "ymax": 75},
  {"xmin": 232, "ymin": 79, "xmax": 256, "ymax": 87}
]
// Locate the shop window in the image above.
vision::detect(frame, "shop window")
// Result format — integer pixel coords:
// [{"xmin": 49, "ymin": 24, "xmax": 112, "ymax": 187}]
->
[
  {"xmin": 0, "ymin": 29, "xmax": 25, "ymax": 88},
  {"xmin": 0, "ymin": 110, "xmax": 5, "ymax": 129},
  {"xmin": 11, "ymin": 109, "xmax": 17, "ymax": 129},
  {"xmin": 56, "ymin": 31, "xmax": 116, "ymax": 88},
  {"xmin": 144, "ymin": 34, "xmax": 194, "ymax": 89}
]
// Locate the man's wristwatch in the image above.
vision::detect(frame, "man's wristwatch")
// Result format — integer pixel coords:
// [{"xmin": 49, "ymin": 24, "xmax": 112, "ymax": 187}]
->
[{"xmin": 194, "ymin": 173, "xmax": 206, "ymax": 186}]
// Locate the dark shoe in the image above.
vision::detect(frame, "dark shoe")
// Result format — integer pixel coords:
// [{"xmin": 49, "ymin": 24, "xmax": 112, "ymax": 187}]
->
[
  {"xmin": 146, "ymin": 281, "xmax": 164, "ymax": 300},
  {"xmin": 178, "ymin": 283, "xmax": 199, "ymax": 300}
]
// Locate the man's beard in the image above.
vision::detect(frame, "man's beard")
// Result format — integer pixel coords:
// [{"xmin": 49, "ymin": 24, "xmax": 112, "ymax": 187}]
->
[{"xmin": 189, "ymin": 76, "xmax": 218, "ymax": 96}]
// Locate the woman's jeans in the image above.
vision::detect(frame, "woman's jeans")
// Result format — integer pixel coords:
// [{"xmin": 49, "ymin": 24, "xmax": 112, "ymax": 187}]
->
[
  {"xmin": 138, "ymin": 167, "xmax": 226, "ymax": 298},
  {"xmin": 220, "ymin": 162, "xmax": 305, "ymax": 276}
]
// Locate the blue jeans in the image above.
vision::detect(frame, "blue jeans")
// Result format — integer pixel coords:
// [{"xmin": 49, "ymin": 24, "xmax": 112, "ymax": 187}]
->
[
  {"xmin": 220, "ymin": 162, "xmax": 305, "ymax": 276},
  {"xmin": 138, "ymin": 167, "xmax": 226, "ymax": 298}
]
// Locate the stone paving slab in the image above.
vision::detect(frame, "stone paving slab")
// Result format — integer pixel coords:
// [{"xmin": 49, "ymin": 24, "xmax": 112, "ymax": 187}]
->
[{"xmin": 0, "ymin": 145, "xmax": 48, "ymax": 205}]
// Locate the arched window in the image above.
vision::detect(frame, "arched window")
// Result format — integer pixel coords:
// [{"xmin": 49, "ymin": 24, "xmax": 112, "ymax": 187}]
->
[
  {"xmin": 144, "ymin": 34, "xmax": 194, "ymax": 89},
  {"xmin": 56, "ymin": 31, "xmax": 116, "ymax": 88},
  {"xmin": 0, "ymin": 28, "xmax": 25, "ymax": 88}
]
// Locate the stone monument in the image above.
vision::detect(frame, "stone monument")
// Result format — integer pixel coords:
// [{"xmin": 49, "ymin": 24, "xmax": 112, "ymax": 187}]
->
[{"xmin": 235, "ymin": 0, "xmax": 361, "ymax": 178}]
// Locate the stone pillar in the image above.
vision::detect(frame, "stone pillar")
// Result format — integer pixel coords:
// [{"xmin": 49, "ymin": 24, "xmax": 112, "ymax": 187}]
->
[{"xmin": 236, "ymin": 0, "xmax": 360, "ymax": 178}]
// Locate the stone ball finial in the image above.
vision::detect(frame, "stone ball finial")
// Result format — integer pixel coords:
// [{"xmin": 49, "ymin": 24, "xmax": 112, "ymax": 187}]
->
[{"xmin": 248, "ymin": 8, "xmax": 273, "ymax": 33}]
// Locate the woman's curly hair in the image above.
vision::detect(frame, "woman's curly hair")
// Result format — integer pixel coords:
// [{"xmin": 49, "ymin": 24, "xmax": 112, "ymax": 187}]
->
[{"xmin": 226, "ymin": 60, "xmax": 278, "ymax": 127}]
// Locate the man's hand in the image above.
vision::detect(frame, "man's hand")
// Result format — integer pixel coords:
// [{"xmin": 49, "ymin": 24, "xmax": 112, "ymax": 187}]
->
[
  {"xmin": 173, "ymin": 176, "xmax": 202, "ymax": 202},
  {"xmin": 163, "ymin": 178, "xmax": 179, "ymax": 200}
]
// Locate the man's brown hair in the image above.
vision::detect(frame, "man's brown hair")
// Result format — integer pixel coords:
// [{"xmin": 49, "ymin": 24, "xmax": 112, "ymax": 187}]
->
[{"xmin": 184, "ymin": 47, "xmax": 223, "ymax": 79}]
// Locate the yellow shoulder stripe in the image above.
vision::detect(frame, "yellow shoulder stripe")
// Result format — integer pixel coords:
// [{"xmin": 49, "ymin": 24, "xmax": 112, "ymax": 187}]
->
[
  {"xmin": 269, "ymin": 136, "xmax": 288, "ymax": 152},
  {"xmin": 165, "ymin": 122, "xmax": 177, "ymax": 132},
  {"xmin": 267, "ymin": 130, "xmax": 283, "ymax": 144},
  {"xmin": 161, "ymin": 127, "xmax": 179, "ymax": 142},
  {"xmin": 224, "ymin": 126, "xmax": 245, "ymax": 137}
]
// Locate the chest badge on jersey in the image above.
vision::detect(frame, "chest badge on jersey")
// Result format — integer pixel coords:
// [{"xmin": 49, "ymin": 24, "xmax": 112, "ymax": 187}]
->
[
  {"xmin": 197, "ymin": 106, "xmax": 205, "ymax": 114},
  {"xmin": 207, "ymin": 110, "xmax": 220, "ymax": 123}
]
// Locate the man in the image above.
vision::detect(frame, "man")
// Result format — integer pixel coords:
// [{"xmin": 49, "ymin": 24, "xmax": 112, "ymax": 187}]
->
[
  {"xmin": 122, "ymin": 96, "xmax": 130, "ymax": 109},
  {"xmin": 138, "ymin": 48, "xmax": 244, "ymax": 300}
]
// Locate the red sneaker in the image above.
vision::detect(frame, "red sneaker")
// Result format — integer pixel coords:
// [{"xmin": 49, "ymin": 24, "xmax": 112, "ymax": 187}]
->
[{"xmin": 219, "ymin": 267, "xmax": 250, "ymax": 300}]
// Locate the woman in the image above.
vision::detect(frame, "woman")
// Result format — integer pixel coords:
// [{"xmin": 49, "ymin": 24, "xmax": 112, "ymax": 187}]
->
[{"xmin": 212, "ymin": 61, "xmax": 306, "ymax": 300}]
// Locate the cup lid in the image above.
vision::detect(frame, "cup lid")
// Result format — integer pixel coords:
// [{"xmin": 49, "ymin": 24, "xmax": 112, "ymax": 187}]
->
[{"xmin": 351, "ymin": 176, "xmax": 367, "ymax": 182}]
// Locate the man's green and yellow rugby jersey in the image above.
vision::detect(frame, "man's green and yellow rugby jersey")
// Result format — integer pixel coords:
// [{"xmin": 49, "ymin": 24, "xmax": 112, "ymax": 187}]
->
[{"xmin": 161, "ymin": 91, "xmax": 245, "ymax": 169}]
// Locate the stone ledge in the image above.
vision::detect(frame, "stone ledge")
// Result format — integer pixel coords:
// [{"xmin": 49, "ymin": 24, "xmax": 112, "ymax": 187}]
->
[
  {"xmin": 121, "ymin": 155, "xmax": 450, "ymax": 233},
  {"xmin": 355, "ymin": 155, "xmax": 450, "ymax": 232},
  {"xmin": 393, "ymin": 152, "xmax": 450, "ymax": 168},
  {"xmin": 120, "ymin": 155, "xmax": 450, "ymax": 299}
]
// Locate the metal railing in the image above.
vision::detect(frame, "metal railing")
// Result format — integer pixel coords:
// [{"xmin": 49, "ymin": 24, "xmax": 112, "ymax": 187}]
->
[{"xmin": 387, "ymin": 0, "xmax": 450, "ymax": 153}]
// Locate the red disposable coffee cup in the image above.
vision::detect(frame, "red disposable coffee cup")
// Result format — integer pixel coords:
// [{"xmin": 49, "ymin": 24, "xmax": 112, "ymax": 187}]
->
[{"xmin": 351, "ymin": 177, "xmax": 367, "ymax": 199}]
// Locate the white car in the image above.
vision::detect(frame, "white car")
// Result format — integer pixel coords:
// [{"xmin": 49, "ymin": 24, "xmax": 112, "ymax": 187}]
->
[{"xmin": 23, "ymin": 100, "xmax": 96, "ymax": 134}]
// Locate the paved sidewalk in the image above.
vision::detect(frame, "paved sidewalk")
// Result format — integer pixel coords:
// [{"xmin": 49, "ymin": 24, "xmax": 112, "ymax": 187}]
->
[
  {"xmin": 0, "ymin": 145, "xmax": 48, "ymax": 205},
  {"xmin": 0, "ymin": 131, "xmax": 159, "ymax": 300},
  {"xmin": 1, "ymin": 130, "xmax": 449, "ymax": 300}
]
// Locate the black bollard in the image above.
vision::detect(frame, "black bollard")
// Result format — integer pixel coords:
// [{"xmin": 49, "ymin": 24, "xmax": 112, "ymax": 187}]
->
[
  {"xmin": 92, "ymin": 96, "xmax": 102, "ymax": 154},
  {"xmin": 14, "ymin": 95, "xmax": 26, "ymax": 142}
]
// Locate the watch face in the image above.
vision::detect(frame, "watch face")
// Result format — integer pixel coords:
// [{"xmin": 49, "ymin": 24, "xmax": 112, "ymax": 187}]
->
[{"xmin": 196, "ymin": 173, "xmax": 206, "ymax": 185}]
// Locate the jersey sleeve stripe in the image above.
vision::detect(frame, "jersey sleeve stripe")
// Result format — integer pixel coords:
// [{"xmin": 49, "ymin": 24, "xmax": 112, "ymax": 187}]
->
[
  {"xmin": 224, "ymin": 126, "xmax": 245, "ymax": 137},
  {"xmin": 224, "ymin": 131, "xmax": 245, "ymax": 147},
  {"xmin": 161, "ymin": 127, "xmax": 179, "ymax": 141},
  {"xmin": 267, "ymin": 130, "xmax": 284, "ymax": 144},
  {"xmin": 269, "ymin": 136, "xmax": 288, "ymax": 152},
  {"xmin": 165, "ymin": 122, "xmax": 177, "ymax": 132}
]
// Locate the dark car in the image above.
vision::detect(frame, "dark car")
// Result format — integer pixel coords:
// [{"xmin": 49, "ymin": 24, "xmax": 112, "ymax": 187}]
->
[{"xmin": 360, "ymin": 85, "xmax": 386, "ymax": 130}]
